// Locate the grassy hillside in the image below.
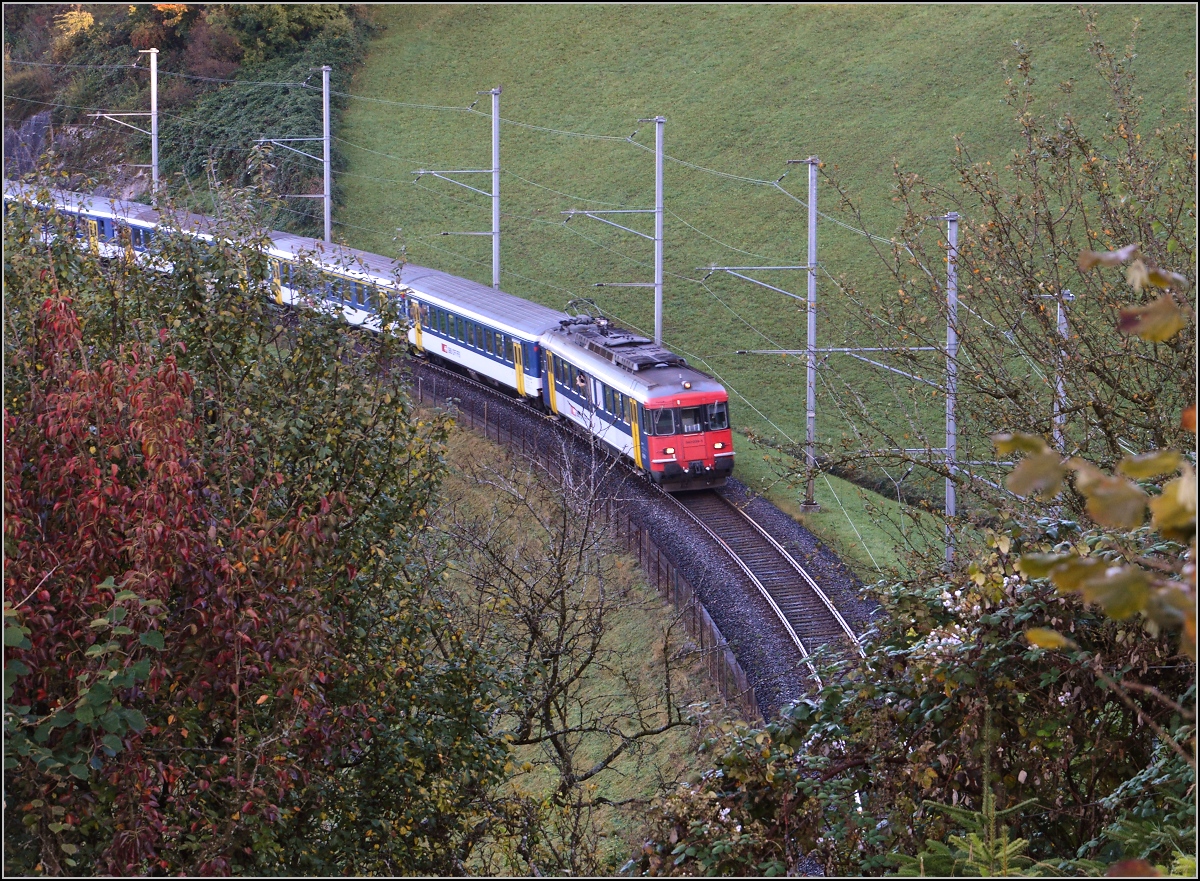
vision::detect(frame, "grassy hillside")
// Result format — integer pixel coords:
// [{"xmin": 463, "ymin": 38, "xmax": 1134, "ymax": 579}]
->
[{"xmin": 333, "ymin": 4, "xmax": 1193, "ymax": 564}]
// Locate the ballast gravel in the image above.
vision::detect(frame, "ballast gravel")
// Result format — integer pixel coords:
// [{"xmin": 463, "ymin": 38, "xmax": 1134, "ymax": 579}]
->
[{"xmin": 410, "ymin": 359, "xmax": 882, "ymax": 720}]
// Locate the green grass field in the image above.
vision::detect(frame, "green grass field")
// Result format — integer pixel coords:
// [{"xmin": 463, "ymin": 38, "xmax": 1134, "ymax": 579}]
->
[{"xmin": 334, "ymin": 4, "xmax": 1193, "ymax": 573}]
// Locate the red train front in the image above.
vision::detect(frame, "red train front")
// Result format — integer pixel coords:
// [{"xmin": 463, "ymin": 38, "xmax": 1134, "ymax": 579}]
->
[{"xmin": 638, "ymin": 379, "xmax": 734, "ymax": 491}]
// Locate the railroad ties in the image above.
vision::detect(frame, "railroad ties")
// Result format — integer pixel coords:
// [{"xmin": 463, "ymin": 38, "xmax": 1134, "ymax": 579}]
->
[{"xmin": 672, "ymin": 490, "xmax": 863, "ymax": 689}]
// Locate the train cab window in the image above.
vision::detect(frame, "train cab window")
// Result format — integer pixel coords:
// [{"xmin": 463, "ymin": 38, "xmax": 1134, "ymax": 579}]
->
[
  {"xmin": 680, "ymin": 407, "xmax": 703, "ymax": 434},
  {"xmin": 707, "ymin": 402, "xmax": 729, "ymax": 431},
  {"xmin": 650, "ymin": 409, "xmax": 676, "ymax": 436}
]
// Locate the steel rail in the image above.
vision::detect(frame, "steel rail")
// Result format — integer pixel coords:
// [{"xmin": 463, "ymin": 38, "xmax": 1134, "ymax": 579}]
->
[
  {"xmin": 722, "ymin": 498, "xmax": 864, "ymax": 658},
  {"xmin": 657, "ymin": 489, "xmax": 824, "ymax": 689}
]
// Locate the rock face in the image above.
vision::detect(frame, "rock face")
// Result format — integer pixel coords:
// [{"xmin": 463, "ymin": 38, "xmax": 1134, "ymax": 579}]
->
[
  {"xmin": 4, "ymin": 112, "xmax": 149, "ymax": 201},
  {"xmin": 4, "ymin": 110, "xmax": 52, "ymax": 176}
]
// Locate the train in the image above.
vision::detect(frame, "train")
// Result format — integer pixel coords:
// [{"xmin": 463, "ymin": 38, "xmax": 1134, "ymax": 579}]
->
[{"xmin": 3, "ymin": 182, "xmax": 734, "ymax": 491}]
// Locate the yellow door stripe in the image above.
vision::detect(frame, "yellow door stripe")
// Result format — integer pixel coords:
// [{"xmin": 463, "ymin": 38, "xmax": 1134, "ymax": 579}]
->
[
  {"xmin": 411, "ymin": 301, "xmax": 423, "ymax": 350},
  {"xmin": 631, "ymin": 405, "xmax": 644, "ymax": 469},
  {"xmin": 514, "ymin": 342, "xmax": 526, "ymax": 397},
  {"xmin": 546, "ymin": 353, "xmax": 558, "ymax": 414}
]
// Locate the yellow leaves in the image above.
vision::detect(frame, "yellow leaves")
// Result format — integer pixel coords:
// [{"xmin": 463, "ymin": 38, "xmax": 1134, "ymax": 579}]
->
[
  {"xmin": 1149, "ymin": 465, "xmax": 1196, "ymax": 541},
  {"xmin": 1125, "ymin": 260, "xmax": 1191, "ymax": 294},
  {"xmin": 993, "ymin": 431, "xmax": 1050, "ymax": 456},
  {"xmin": 1072, "ymin": 462, "xmax": 1148, "ymax": 529},
  {"xmin": 1012, "ymin": 454, "xmax": 1067, "ymax": 501},
  {"xmin": 1076, "ymin": 244, "xmax": 1191, "ymax": 341},
  {"xmin": 1117, "ymin": 450, "xmax": 1185, "ymax": 480},
  {"xmin": 1026, "ymin": 627, "xmax": 1075, "ymax": 650},
  {"xmin": 992, "ymin": 433, "xmax": 1068, "ymax": 499},
  {"xmin": 1020, "ymin": 554, "xmax": 1149, "ymax": 620},
  {"xmin": 1118, "ymin": 294, "xmax": 1189, "ymax": 342},
  {"xmin": 1076, "ymin": 566, "xmax": 1151, "ymax": 620},
  {"xmin": 1078, "ymin": 242, "xmax": 1140, "ymax": 270}
]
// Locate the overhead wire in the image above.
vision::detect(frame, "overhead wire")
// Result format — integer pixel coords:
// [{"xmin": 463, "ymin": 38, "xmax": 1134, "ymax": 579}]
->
[{"xmin": 12, "ymin": 70, "xmax": 1035, "ymax": 516}]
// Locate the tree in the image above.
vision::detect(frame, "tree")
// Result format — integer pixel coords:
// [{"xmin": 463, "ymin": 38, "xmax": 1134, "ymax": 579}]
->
[
  {"xmin": 439, "ymin": 433, "xmax": 697, "ymax": 875},
  {"xmin": 4, "ymin": 173, "xmax": 506, "ymax": 875},
  {"xmin": 810, "ymin": 10, "xmax": 1194, "ymax": 558},
  {"xmin": 633, "ymin": 19, "xmax": 1194, "ymax": 877}
]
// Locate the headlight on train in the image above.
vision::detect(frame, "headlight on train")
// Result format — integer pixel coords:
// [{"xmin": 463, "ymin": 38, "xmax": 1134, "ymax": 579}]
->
[
  {"xmin": 713, "ymin": 442, "xmax": 724, "ymax": 449},
  {"xmin": 664, "ymin": 447, "xmax": 675, "ymax": 455}
]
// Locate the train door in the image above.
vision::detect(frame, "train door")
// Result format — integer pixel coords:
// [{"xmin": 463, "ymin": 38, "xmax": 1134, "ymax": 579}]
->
[
  {"xmin": 544, "ymin": 352, "xmax": 559, "ymax": 414},
  {"xmin": 514, "ymin": 341, "xmax": 526, "ymax": 397},
  {"xmin": 86, "ymin": 218, "xmax": 99, "ymax": 253},
  {"xmin": 630, "ymin": 402, "xmax": 646, "ymax": 470},
  {"xmin": 270, "ymin": 259, "xmax": 283, "ymax": 304},
  {"xmin": 409, "ymin": 300, "xmax": 424, "ymax": 350}
]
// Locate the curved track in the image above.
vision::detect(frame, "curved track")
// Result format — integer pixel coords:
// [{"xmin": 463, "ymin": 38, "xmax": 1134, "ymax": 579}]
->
[
  {"xmin": 409, "ymin": 356, "xmax": 865, "ymax": 691},
  {"xmin": 667, "ymin": 490, "xmax": 864, "ymax": 688}
]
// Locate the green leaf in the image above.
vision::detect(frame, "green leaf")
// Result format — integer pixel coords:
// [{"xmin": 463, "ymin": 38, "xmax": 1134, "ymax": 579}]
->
[
  {"xmin": 68, "ymin": 764, "xmax": 89, "ymax": 780},
  {"xmin": 4, "ymin": 623, "xmax": 30, "ymax": 647},
  {"xmin": 73, "ymin": 704, "xmax": 95, "ymax": 725},
  {"xmin": 101, "ymin": 734, "xmax": 123, "ymax": 754},
  {"xmin": 139, "ymin": 629, "xmax": 165, "ymax": 651},
  {"xmin": 122, "ymin": 709, "xmax": 147, "ymax": 732}
]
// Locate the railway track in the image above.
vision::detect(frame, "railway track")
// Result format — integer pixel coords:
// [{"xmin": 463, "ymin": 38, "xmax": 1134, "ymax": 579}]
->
[
  {"xmin": 668, "ymin": 489, "xmax": 864, "ymax": 688},
  {"xmin": 407, "ymin": 356, "xmax": 864, "ymax": 692}
]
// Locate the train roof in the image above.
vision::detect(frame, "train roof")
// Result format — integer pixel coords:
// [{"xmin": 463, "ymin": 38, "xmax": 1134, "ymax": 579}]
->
[
  {"xmin": 6, "ymin": 181, "xmax": 569, "ymax": 339},
  {"xmin": 541, "ymin": 319, "xmax": 727, "ymax": 406}
]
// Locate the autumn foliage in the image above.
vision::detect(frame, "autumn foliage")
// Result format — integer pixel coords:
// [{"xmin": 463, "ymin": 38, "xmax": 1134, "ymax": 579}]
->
[
  {"xmin": 4, "ymin": 287, "xmax": 347, "ymax": 872},
  {"xmin": 4, "ymin": 180, "xmax": 505, "ymax": 874}
]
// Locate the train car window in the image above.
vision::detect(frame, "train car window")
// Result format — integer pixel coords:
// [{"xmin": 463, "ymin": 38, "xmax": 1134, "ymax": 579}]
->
[
  {"xmin": 707, "ymin": 401, "xmax": 729, "ymax": 430},
  {"xmin": 504, "ymin": 336, "xmax": 514, "ymax": 363},
  {"xmin": 469, "ymin": 322, "xmax": 477, "ymax": 348},
  {"xmin": 484, "ymin": 330, "xmax": 494, "ymax": 355},
  {"xmin": 680, "ymin": 407, "xmax": 703, "ymax": 433},
  {"xmin": 617, "ymin": 393, "xmax": 627, "ymax": 423},
  {"xmin": 651, "ymin": 409, "xmax": 676, "ymax": 436}
]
